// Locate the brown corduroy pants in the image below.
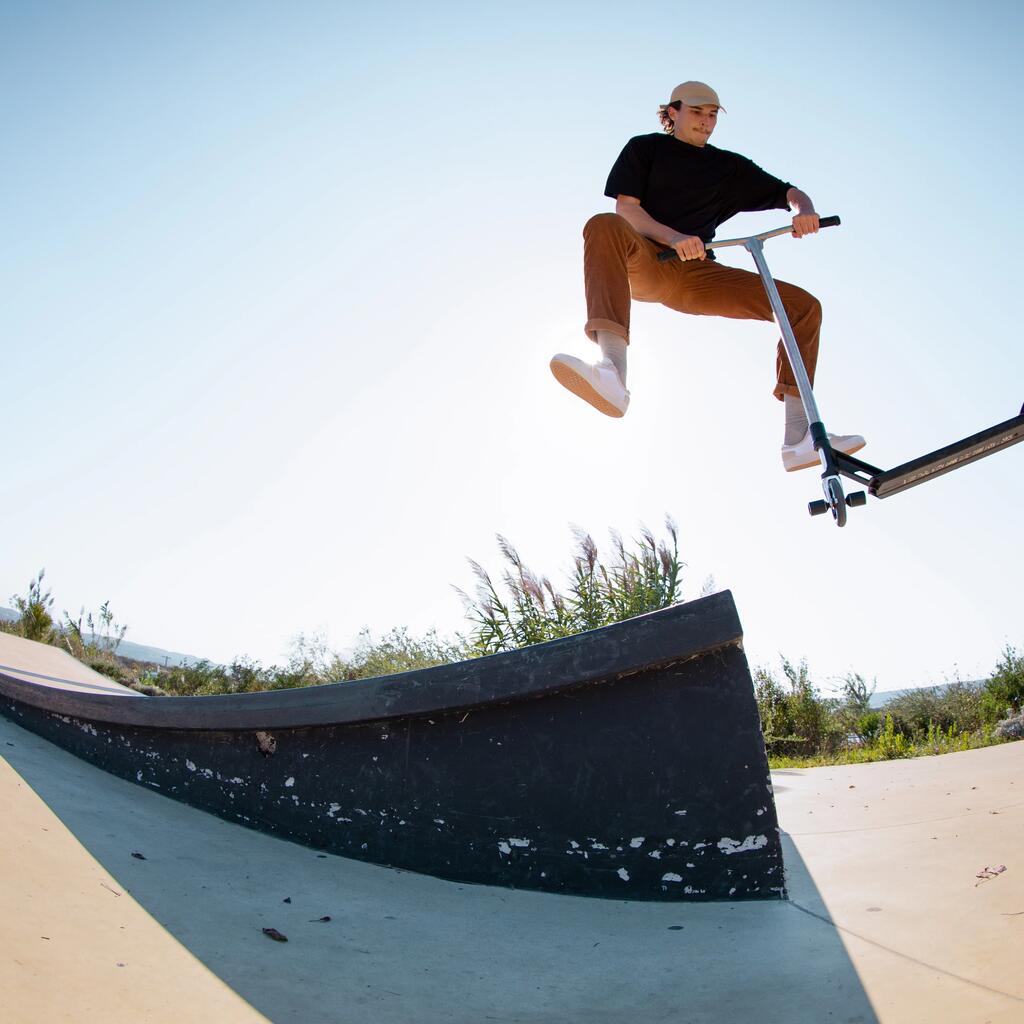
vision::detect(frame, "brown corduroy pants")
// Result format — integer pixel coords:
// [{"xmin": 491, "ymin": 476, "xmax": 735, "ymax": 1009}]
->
[{"xmin": 583, "ymin": 212, "xmax": 821, "ymax": 401}]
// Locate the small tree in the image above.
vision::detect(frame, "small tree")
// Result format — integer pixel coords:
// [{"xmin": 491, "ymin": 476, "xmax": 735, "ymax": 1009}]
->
[{"xmin": 842, "ymin": 673, "xmax": 876, "ymax": 715}]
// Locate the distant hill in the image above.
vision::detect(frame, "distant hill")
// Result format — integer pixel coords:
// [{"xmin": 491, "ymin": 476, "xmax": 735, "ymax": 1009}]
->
[{"xmin": 0, "ymin": 606, "xmax": 205, "ymax": 668}]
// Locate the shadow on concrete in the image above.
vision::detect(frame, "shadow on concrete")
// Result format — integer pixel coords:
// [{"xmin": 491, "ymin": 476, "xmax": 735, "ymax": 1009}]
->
[{"xmin": 2, "ymin": 715, "xmax": 878, "ymax": 1024}]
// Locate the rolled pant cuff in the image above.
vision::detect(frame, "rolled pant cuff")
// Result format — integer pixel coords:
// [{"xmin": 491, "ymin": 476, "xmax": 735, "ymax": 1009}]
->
[
  {"xmin": 584, "ymin": 318, "xmax": 629, "ymax": 344},
  {"xmin": 774, "ymin": 383, "xmax": 802, "ymax": 401}
]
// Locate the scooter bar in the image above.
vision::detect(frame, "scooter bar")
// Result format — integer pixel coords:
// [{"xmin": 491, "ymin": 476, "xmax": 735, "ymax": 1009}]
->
[{"xmin": 657, "ymin": 215, "xmax": 841, "ymax": 261}]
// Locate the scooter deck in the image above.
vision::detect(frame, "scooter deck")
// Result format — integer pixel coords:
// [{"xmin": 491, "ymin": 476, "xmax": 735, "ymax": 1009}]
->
[{"xmin": 835, "ymin": 410, "xmax": 1024, "ymax": 500}]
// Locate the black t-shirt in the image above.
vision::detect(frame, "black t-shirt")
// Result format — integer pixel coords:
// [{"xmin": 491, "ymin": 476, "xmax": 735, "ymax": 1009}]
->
[{"xmin": 604, "ymin": 133, "xmax": 793, "ymax": 256}]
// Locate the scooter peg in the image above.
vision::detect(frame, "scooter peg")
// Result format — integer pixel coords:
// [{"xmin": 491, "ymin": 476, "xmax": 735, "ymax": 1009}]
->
[
  {"xmin": 845, "ymin": 491, "xmax": 867, "ymax": 508},
  {"xmin": 808, "ymin": 500, "xmax": 830, "ymax": 516}
]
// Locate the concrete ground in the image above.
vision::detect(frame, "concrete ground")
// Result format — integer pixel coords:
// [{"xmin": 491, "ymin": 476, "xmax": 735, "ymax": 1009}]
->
[{"xmin": 2, "ymin": 712, "xmax": 1021, "ymax": 1024}]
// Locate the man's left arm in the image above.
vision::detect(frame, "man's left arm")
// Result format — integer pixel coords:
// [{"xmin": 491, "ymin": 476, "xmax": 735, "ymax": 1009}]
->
[{"xmin": 787, "ymin": 187, "xmax": 820, "ymax": 238}]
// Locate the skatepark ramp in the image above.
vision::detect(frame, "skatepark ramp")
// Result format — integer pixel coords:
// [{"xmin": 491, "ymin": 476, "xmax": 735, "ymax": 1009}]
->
[{"xmin": 0, "ymin": 591, "xmax": 783, "ymax": 901}]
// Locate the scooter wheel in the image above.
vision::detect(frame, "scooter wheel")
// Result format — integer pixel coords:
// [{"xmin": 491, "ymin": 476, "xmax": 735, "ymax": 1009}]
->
[
  {"xmin": 808, "ymin": 500, "xmax": 830, "ymax": 516},
  {"xmin": 846, "ymin": 490, "xmax": 867, "ymax": 508},
  {"xmin": 825, "ymin": 476, "xmax": 847, "ymax": 528}
]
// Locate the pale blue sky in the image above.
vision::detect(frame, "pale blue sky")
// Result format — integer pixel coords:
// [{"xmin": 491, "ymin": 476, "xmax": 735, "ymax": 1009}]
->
[{"xmin": 3, "ymin": 1, "xmax": 1022, "ymax": 690}]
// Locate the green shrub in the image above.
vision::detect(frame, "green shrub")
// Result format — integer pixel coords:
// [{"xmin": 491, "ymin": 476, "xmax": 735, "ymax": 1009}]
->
[
  {"xmin": 884, "ymin": 680, "xmax": 984, "ymax": 739},
  {"xmin": 875, "ymin": 713, "xmax": 910, "ymax": 758},
  {"xmin": 337, "ymin": 627, "xmax": 470, "ymax": 681},
  {"xmin": 855, "ymin": 710, "xmax": 882, "ymax": 742},
  {"xmin": 755, "ymin": 658, "xmax": 843, "ymax": 756},
  {"xmin": 981, "ymin": 646, "xmax": 1024, "ymax": 722}
]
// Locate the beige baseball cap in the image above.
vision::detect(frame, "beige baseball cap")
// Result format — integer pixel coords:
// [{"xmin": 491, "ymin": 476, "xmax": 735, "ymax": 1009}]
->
[{"xmin": 667, "ymin": 81, "xmax": 725, "ymax": 111}]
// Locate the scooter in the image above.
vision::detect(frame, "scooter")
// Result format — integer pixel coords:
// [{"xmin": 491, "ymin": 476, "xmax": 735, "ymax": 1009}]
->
[{"xmin": 659, "ymin": 218, "xmax": 1024, "ymax": 527}]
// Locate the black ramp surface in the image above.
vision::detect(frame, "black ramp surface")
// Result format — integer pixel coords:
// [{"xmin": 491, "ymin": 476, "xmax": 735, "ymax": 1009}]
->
[{"xmin": 0, "ymin": 591, "xmax": 783, "ymax": 901}]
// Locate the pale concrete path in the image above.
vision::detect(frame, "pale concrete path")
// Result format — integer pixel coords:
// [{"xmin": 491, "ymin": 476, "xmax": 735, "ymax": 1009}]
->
[
  {"xmin": 1, "ymin": 710, "xmax": 1021, "ymax": 1023},
  {"xmin": 0, "ymin": 631, "xmax": 140, "ymax": 696}
]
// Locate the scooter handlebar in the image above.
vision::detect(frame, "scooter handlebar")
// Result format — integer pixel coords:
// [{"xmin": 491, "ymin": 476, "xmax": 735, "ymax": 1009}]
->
[{"xmin": 656, "ymin": 215, "xmax": 841, "ymax": 262}]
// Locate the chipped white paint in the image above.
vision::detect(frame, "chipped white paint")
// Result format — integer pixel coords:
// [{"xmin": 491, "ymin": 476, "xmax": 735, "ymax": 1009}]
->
[
  {"xmin": 629, "ymin": 837, "xmax": 645, "ymax": 848},
  {"xmin": 694, "ymin": 842, "xmax": 708, "ymax": 850},
  {"xmin": 497, "ymin": 841, "xmax": 512, "ymax": 855},
  {"xmin": 77, "ymin": 722, "xmax": 98, "ymax": 737},
  {"xmin": 285, "ymin": 777, "xmax": 295, "ymax": 788},
  {"xmin": 228, "ymin": 777, "xmax": 244, "ymax": 785},
  {"xmin": 617, "ymin": 868, "xmax": 630, "ymax": 882},
  {"xmin": 673, "ymin": 810, "xmax": 687, "ymax": 816},
  {"xmin": 354, "ymin": 808, "xmax": 367, "ymax": 816},
  {"xmin": 136, "ymin": 771, "xmax": 143, "ymax": 781},
  {"xmin": 200, "ymin": 768, "xmax": 214, "ymax": 780},
  {"xmin": 328, "ymin": 803, "xmax": 342, "ymax": 817},
  {"xmin": 569, "ymin": 840, "xmax": 580, "ymax": 849},
  {"xmin": 661, "ymin": 872, "xmax": 683, "ymax": 883},
  {"xmin": 666, "ymin": 839, "xmax": 676, "ymax": 847},
  {"xmin": 186, "ymin": 760, "xmax": 197, "ymax": 772},
  {"xmin": 686, "ymin": 863, "xmax": 695, "ymax": 868},
  {"xmin": 507, "ymin": 838, "xmax": 529, "ymax": 848},
  {"xmin": 590, "ymin": 842, "xmax": 608, "ymax": 851},
  {"xmin": 717, "ymin": 835, "xmax": 769, "ymax": 855},
  {"xmin": 683, "ymin": 886, "xmax": 704, "ymax": 895},
  {"xmin": 649, "ymin": 850, "xmax": 662, "ymax": 860},
  {"xmin": 729, "ymin": 887, "xmax": 737, "ymax": 896},
  {"xmin": 756, "ymin": 808, "xmax": 765, "ymax": 816},
  {"xmin": 433, "ymin": 818, "xmax": 446, "ymax": 825}
]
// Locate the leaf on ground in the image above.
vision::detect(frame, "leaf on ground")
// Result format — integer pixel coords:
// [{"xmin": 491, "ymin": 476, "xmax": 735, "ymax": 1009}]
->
[
  {"xmin": 309, "ymin": 916, "xmax": 331, "ymax": 923},
  {"xmin": 131, "ymin": 851, "xmax": 146, "ymax": 860},
  {"xmin": 975, "ymin": 865, "xmax": 1007, "ymax": 886},
  {"xmin": 263, "ymin": 927, "xmax": 288, "ymax": 942}
]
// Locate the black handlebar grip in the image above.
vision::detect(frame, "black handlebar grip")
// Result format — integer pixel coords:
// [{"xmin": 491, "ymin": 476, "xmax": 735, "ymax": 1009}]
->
[{"xmin": 819, "ymin": 215, "xmax": 841, "ymax": 228}]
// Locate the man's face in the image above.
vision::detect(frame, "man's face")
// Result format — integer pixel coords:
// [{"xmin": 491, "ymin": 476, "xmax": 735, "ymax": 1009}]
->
[{"xmin": 670, "ymin": 103, "xmax": 719, "ymax": 147}]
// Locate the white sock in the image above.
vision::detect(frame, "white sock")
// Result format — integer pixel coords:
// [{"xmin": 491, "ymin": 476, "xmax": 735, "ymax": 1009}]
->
[
  {"xmin": 596, "ymin": 330, "xmax": 627, "ymax": 385},
  {"xmin": 784, "ymin": 394, "xmax": 808, "ymax": 445}
]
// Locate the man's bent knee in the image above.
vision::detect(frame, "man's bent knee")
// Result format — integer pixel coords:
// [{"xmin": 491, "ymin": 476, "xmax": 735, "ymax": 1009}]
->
[
  {"xmin": 783, "ymin": 284, "xmax": 822, "ymax": 323},
  {"xmin": 583, "ymin": 212, "xmax": 629, "ymax": 238}
]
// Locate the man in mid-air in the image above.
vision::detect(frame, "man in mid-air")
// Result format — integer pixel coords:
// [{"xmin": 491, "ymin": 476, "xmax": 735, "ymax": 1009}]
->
[{"xmin": 550, "ymin": 80, "xmax": 865, "ymax": 472}]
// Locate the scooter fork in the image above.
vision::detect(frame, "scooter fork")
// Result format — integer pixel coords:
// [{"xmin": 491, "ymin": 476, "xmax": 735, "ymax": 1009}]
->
[{"xmin": 744, "ymin": 234, "xmax": 854, "ymax": 527}]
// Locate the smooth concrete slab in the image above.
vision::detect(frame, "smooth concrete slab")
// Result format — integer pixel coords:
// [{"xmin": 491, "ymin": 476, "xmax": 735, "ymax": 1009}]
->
[
  {"xmin": 0, "ymin": 631, "xmax": 139, "ymax": 697},
  {"xmin": 0, "ymin": 722, "xmax": 268, "ymax": 1023},
  {"xmin": 778, "ymin": 744, "xmax": 1024, "ymax": 1022},
  {"xmin": 2, "ymin": 711, "xmax": 1022, "ymax": 1023}
]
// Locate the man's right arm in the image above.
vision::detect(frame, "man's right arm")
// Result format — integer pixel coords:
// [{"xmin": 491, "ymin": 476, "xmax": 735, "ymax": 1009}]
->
[{"xmin": 614, "ymin": 195, "xmax": 706, "ymax": 261}]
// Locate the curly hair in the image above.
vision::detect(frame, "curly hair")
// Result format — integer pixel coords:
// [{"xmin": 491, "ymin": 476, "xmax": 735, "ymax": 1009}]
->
[{"xmin": 658, "ymin": 101, "xmax": 681, "ymax": 134}]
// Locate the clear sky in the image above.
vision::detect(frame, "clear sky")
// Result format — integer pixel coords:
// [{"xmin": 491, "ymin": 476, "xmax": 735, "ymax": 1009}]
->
[{"xmin": 3, "ymin": 0, "xmax": 1022, "ymax": 693}]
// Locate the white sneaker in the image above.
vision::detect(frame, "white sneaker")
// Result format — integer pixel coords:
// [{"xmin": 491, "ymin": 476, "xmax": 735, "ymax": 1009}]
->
[
  {"xmin": 549, "ymin": 354, "xmax": 630, "ymax": 418},
  {"xmin": 782, "ymin": 430, "xmax": 867, "ymax": 472}
]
